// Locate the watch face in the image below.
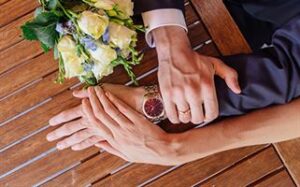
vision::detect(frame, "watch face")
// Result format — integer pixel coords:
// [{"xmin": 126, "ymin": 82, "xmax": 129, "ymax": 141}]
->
[{"xmin": 143, "ymin": 97, "xmax": 164, "ymax": 118}]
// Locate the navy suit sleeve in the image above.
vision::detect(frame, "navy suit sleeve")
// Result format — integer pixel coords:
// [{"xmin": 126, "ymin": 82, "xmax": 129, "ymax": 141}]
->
[
  {"xmin": 133, "ymin": 0, "xmax": 185, "ymax": 14},
  {"xmin": 216, "ymin": 14, "xmax": 300, "ymax": 117}
]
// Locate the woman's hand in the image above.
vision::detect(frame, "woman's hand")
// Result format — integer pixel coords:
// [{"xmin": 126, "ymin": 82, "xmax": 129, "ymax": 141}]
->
[
  {"xmin": 46, "ymin": 104, "xmax": 107, "ymax": 151},
  {"xmin": 46, "ymin": 84, "xmax": 146, "ymax": 151},
  {"xmin": 81, "ymin": 87, "xmax": 182, "ymax": 166}
]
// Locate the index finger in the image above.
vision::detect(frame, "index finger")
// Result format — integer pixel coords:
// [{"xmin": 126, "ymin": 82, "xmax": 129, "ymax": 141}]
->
[{"xmin": 49, "ymin": 105, "xmax": 83, "ymax": 126}]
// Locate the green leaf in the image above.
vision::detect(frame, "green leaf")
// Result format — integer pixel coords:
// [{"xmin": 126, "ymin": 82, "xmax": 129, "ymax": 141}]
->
[
  {"xmin": 41, "ymin": 42, "xmax": 50, "ymax": 52},
  {"xmin": 21, "ymin": 11, "xmax": 61, "ymax": 50},
  {"xmin": 53, "ymin": 44, "xmax": 59, "ymax": 60}
]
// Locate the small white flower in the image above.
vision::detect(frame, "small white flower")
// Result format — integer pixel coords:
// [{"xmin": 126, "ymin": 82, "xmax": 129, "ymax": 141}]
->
[
  {"xmin": 108, "ymin": 22, "xmax": 136, "ymax": 51},
  {"xmin": 77, "ymin": 11, "xmax": 109, "ymax": 40},
  {"xmin": 87, "ymin": 42, "xmax": 117, "ymax": 80},
  {"xmin": 57, "ymin": 36, "xmax": 85, "ymax": 78}
]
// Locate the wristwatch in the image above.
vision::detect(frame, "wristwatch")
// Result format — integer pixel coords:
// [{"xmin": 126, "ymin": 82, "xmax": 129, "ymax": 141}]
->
[{"xmin": 142, "ymin": 85, "xmax": 165, "ymax": 123}]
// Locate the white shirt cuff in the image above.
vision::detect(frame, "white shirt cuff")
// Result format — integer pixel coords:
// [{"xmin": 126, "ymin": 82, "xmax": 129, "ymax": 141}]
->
[{"xmin": 142, "ymin": 9, "xmax": 188, "ymax": 48}]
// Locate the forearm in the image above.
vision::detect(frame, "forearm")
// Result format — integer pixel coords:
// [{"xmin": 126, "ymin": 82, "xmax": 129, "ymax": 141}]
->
[{"xmin": 171, "ymin": 99, "xmax": 300, "ymax": 164}]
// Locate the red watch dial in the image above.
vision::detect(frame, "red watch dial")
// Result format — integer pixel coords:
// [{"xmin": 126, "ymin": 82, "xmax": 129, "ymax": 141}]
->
[{"xmin": 144, "ymin": 98, "xmax": 164, "ymax": 118}]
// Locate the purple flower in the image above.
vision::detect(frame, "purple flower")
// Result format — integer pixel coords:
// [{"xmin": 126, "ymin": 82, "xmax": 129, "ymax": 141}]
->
[
  {"xmin": 81, "ymin": 37, "xmax": 97, "ymax": 51},
  {"xmin": 55, "ymin": 21, "xmax": 75, "ymax": 35},
  {"xmin": 102, "ymin": 28, "xmax": 110, "ymax": 44},
  {"xmin": 83, "ymin": 62, "xmax": 94, "ymax": 72},
  {"xmin": 55, "ymin": 23, "xmax": 65, "ymax": 34}
]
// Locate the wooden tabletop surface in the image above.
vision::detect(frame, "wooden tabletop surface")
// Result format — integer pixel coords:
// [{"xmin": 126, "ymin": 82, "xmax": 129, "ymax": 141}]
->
[{"xmin": 0, "ymin": 0, "xmax": 300, "ymax": 186}]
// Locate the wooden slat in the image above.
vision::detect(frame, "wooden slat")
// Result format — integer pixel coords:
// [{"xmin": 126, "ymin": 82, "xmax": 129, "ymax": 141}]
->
[
  {"xmin": 0, "ymin": 41, "xmax": 43, "ymax": 75},
  {"xmin": 200, "ymin": 147, "xmax": 283, "ymax": 186},
  {"xmin": 0, "ymin": 52, "xmax": 57, "ymax": 99},
  {"xmin": 185, "ymin": 3, "xmax": 199, "ymax": 25},
  {"xmin": 0, "ymin": 12, "xmax": 33, "ymax": 51},
  {"xmin": 94, "ymin": 164, "xmax": 167, "ymax": 187},
  {"xmin": 0, "ymin": 147, "xmax": 99, "ymax": 186},
  {"xmin": 44, "ymin": 153, "xmax": 127, "ymax": 187},
  {"xmin": 0, "ymin": 90, "xmax": 78, "ymax": 149},
  {"xmin": 0, "ymin": 0, "xmax": 38, "ymax": 27},
  {"xmin": 191, "ymin": 0, "xmax": 252, "ymax": 55},
  {"xmin": 0, "ymin": 0, "xmax": 10, "ymax": 6},
  {"xmin": 275, "ymin": 138, "xmax": 300, "ymax": 186},
  {"xmin": 0, "ymin": 72, "xmax": 78, "ymax": 124},
  {"xmin": 254, "ymin": 170, "xmax": 296, "ymax": 187},
  {"xmin": 96, "ymin": 146, "xmax": 265, "ymax": 187}
]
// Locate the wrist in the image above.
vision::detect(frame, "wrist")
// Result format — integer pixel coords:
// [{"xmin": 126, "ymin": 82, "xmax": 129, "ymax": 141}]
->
[
  {"xmin": 133, "ymin": 87, "xmax": 147, "ymax": 114},
  {"xmin": 152, "ymin": 26, "xmax": 191, "ymax": 56}
]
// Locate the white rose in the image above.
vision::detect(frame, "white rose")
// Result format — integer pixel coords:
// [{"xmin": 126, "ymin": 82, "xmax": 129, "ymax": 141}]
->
[
  {"xmin": 92, "ymin": 0, "xmax": 115, "ymax": 10},
  {"xmin": 112, "ymin": 0, "xmax": 134, "ymax": 18},
  {"xmin": 108, "ymin": 22, "xmax": 136, "ymax": 50},
  {"xmin": 87, "ymin": 42, "xmax": 117, "ymax": 80},
  {"xmin": 57, "ymin": 36, "xmax": 85, "ymax": 78},
  {"xmin": 92, "ymin": 62, "xmax": 114, "ymax": 80},
  {"xmin": 77, "ymin": 11, "xmax": 109, "ymax": 40}
]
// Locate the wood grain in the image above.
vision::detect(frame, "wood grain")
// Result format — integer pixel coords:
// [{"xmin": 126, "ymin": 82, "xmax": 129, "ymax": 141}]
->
[
  {"xmin": 191, "ymin": 0, "xmax": 252, "ymax": 55},
  {"xmin": 0, "ymin": 90, "xmax": 79, "ymax": 149},
  {"xmin": 0, "ymin": 0, "xmax": 38, "ymax": 27},
  {"xmin": 0, "ymin": 12, "xmax": 33, "ymax": 51},
  {"xmin": 146, "ymin": 146, "xmax": 265, "ymax": 187},
  {"xmin": 0, "ymin": 41, "xmax": 43, "ymax": 75},
  {"xmin": 254, "ymin": 170, "xmax": 296, "ymax": 187},
  {"xmin": 0, "ymin": 147, "xmax": 99, "ymax": 186},
  {"xmin": 0, "ymin": 52, "xmax": 57, "ymax": 99},
  {"xmin": 0, "ymin": 0, "xmax": 10, "ymax": 6},
  {"xmin": 43, "ymin": 152, "xmax": 127, "ymax": 187},
  {"xmin": 94, "ymin": 164, "xmax": 168, "ymax": 187},
  {"xmin": 0, "ymin": 72, "xmax": 78, "ymax": 124},
  {"xmin": 200, "ymin": 147, "xmax": 283, "ymax": 186},
  {"xmin": 275, "ymin": 138, "xmax": 300, "ymax": 186}
]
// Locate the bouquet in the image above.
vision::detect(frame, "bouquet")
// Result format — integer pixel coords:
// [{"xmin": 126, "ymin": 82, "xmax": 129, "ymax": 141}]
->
[{"xmin": 21, "ymin": 0, "xmax": 144, "ymax": 86}]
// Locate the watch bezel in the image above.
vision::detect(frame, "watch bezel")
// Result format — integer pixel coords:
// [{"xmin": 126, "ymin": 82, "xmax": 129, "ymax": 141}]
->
[{"xmin": 142, "ymin": 93, "xmax": 165, "ymax": 121}]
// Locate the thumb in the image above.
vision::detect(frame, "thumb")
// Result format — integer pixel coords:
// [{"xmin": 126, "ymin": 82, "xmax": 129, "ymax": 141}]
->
[
  {"xmin": 73, "ymin": 89, "xmax": 88, "ymax": 98},
  {"xmin": 212, "ymin": 59, "xmax": 242, "ymax": 94}
]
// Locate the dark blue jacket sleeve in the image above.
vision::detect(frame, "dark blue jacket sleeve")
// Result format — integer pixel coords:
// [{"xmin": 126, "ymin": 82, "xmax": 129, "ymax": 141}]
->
[
  {"xmin": 133, "ymin": 0, "xmax": 185, "ymax": 14},
  {"xmin": 216, "ymin": 14, "xmax": 300, "ymax": 117}
]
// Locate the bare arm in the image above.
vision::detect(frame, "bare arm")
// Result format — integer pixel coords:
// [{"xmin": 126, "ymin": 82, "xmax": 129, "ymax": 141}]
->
[{"xmin": 171, "ymin": 99, "xmax": 300, "ymax": 164}]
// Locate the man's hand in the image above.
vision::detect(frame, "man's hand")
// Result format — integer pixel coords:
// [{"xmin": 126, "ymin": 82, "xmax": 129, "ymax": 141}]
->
[{"xmin": 152, "ymin": 26, "xmax": 241, "ymax": 124}]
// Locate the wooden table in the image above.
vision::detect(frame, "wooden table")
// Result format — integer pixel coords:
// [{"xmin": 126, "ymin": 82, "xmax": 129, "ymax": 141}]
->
[{"xmin": 1, "ymin": 0, "xmax": 300, "ymax": 186}]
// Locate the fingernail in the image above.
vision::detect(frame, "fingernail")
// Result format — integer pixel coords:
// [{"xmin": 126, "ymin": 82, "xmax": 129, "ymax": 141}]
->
[
  {"xmin": 71, "ymin": 145, "xmax": 79, "ymax": 151},
  {"xmin": 46, "ymin": 134, "xmax": 52, "ymax": 141},
  {"xmin": 105, "ymin": 92, "xmax": 111, "ymax": 97}
]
